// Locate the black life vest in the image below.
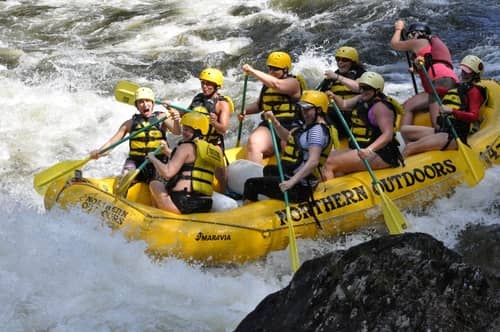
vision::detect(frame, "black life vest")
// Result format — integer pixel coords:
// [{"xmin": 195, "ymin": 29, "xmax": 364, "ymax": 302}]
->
[{"xmin": 189, "ymin": 93, "xmax": 233, "ymax": 147}]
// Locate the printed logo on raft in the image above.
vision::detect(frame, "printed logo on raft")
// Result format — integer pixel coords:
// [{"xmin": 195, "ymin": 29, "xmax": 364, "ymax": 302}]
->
[
  {"xmin": 480, "ymin": 136, "xmax": 500, "ymax": 165},
  {"xmin": 274, "ymin": 159, "xmax": 456, "ymax": 225},
  {"xmin": 195, "ymin": 232, "xmax": 231, "ymax": 241},
  {"xmin": 80, "ymin": 195, "xmax": 128, "ymax": 225}
]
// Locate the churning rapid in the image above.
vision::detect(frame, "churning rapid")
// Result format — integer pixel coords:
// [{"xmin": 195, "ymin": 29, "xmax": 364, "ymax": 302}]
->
[{"xmin": 0, "ymin": 0, "xmax": 499, "ymax": 330}]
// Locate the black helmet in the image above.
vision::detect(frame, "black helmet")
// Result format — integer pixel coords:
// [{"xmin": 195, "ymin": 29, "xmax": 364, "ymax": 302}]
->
[{"xmin": 408, "ymin": 22, "xmax": 431, "ymax": 36}]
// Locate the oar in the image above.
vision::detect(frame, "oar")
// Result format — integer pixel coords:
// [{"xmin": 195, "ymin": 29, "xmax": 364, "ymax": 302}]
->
[
  {"xmin": 418, "ymin": 63, "xmax": 485, "ymax": 187},
  {"xmin": 33, "ymin": 114, "xmax": 169, "ymax": 195},
  {"xmin": 401, "ymin": 29, "xmax": 418, "ymax": 94},
  {"xmin": 267, "ymin": 119, "xmax": 300, "ymax": 272},
  {"xmin": 331, "ymin": 101, "xmax": 407, "ymax": 234},
  {"xmin": 235, "ymin": 75, "xmax": 248, "ymax": 147},
  {"xmin": 115, "ymin": 145, "xmax": 163, "ymax": 197},
  {"xmin": 114, "ymin": 80, "xmax": 194, "ymax": 114}
]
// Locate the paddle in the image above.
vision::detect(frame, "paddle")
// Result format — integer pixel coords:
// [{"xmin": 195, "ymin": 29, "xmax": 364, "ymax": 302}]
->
[
  {"xmin": 114, "ymin": 80, "xmax": 193, "ymax": 114},
  {"xmin": 330, "ymin": 101, "xmax": 407, "ymax": 234},
  {"xmin": 418, "ymin": 63, "xmax": 485, "ymax": 187},
  {"xmin": 115, "ymin": 145, "xmax": 163, "ymax": 197},
  {"xmin": 267, "ymin": 119, "xmax": 300, "ymax": 272},
  {"xmin": 402, "ymin": 29, "xmax": 418, "ymax": 94},
  {"xmin": 33, "ymin": 114, "xmax": 169, "ymax": 195},
  {"xmin": 236, "ymin": 75, "xmax": 248, "ymax": 147}
]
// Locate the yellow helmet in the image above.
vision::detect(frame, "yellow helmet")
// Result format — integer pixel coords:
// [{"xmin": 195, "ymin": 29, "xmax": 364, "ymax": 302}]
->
[
  {"xmin": 460, "ymin": 55, "xmax": 484, "ymax": 74},
  {"xmin": 335, "ymin": 46, "xmax": 359, "ymax": 64},
  {"xmin": 298, "ymin": 90, "xmax": 329, "ymax": 113},
  {"xmin": 266, "ymin": 51, "xmax": 292, "ymax": 70},
  {"xmin": 358, "ymin": 72, "xmax": 384, "ymax": 91},
  {"xmin": 181, "ymin": 112, "xmax": 209, "ymax": 136},
  {"xmin": 199, "ymin": 67, "xmax": 224, "ymax": 88},
  {"xmin": 134, "ymin": 87, "xmax": 155, "ymax": 102}
]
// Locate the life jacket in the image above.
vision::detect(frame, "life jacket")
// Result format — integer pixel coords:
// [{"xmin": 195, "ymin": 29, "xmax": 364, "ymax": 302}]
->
[
  {"xmin": 350, "ymin": 93, "xmax": 400, "ymax": 148},
  {"xmin": 258, "ymin": 74, "xmax": 303, "ymax": 121},
  {"xmin": 128, "ymin": 112, "xmax": 166, "ymax": 158},
  {"xmin": 189, "ymin": 93, "xmax": 234, "ymax": 146},
  {"xmin": 422, "ymin": 36, "xmax": 454, "ymax": 73},
  {"xmin": 439, "ymin": 82, "xmax": 488, "ymax": 135},
  {"xmin": 281, "ymin": 123, "xmax": 337, "ymax": 182},
  {"xmin": 322, "ymin": 67, "xmax": 366, "ymax": 99},
  {"xmin": 168, "ymin": 139, "xmax": 225, "ymax": 196}
]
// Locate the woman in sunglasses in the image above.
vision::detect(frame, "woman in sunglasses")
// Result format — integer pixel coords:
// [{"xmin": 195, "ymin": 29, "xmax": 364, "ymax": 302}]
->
[
  {"xmin": 322, "ymin": 72, "xmax": 404, "ymax": 179},
  {"xmin": 243, "ymin": 91, "xmax": 335, "ymax": 204},
  {"xmin": 390, "ymin": 19, "xmax": 458, "ymax": 131},
  {"xmin": 401, "ymin": 55, "xmax": 487, "ymax": 157},
  {"xmin": 318, "ymin": 46, "xmax": 366, "ymax": 139},
  {"xmin": 240, "ymin": 51, "xmax": 303, "ymax": 164}
]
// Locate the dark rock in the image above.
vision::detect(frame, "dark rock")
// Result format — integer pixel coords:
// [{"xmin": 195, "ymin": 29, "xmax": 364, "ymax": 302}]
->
[
  {"xmin": 455, "ymin": 224, "xmax": 500, "ymax": 280},
  {"xmin": 235, "ymin": 233, "xmax": 500, "ymax": 332}
]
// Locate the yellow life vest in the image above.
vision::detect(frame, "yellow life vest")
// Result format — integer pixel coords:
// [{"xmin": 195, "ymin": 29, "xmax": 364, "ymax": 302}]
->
[
  {"xmin": 172, "ymin": 139, "xmax": 224, "ymax": 196},
  {"xmin": 128, "ymin": 113, "xmax": 166, "ymax": 157},
  {"xmin": 259, "ymin": 74, "xmax": 303, "ymax": 120}
]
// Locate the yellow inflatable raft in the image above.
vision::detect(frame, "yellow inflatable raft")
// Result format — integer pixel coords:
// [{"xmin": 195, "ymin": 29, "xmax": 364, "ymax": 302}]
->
[{"xmin": 44, "ymin": 80, "xmax": 500, "ymax": 264}]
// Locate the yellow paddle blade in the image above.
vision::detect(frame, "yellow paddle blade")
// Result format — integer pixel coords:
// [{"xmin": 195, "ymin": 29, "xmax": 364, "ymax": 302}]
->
[
  {"xmin": 114, "ymin": 80, "xmax": 140, "ymax": 106},
  {"xmin": 115, "ymin": 169, "xmax": 140, "ymax": 197},
  {"xmin": 33, "ymin": 157, "xmax": 91, "ymax": 195},
  {"xmin": 456, "ymin": 138, "xmax": 485, "ymax": 187},
  {"xmin": 376, "ymin": 183, "xmax": 406, "ymax": 235},
  {"xmin": 284, "ymin": 205, "xmax": 300, "ymax": 272}
]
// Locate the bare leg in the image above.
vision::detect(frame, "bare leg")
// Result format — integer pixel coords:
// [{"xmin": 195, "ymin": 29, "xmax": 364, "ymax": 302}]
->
[
  {"xmin": 428, "ymin": 101, "xmax": 441, "ymax": 129},
  {"xmin": 403, "ymin": 132, "xmax": 451, "ymax": 157},
  {"xmin": 246, "ymin": 126, "xmax": 274, "ymax": 164},
  {"xmin": 149, "ymin": 180, "xmax": 181, "ymax": 213},
  {"xmin": 322, "ymin": 149, "xmax": 389, "ymax": 180},
  {"xmin": 400, "ymin": 93, "xmax": 430, "ymax": 128},
  {"xmin": 215, "ymin": 166, "xmax": 227, "ymax": 193},
  {"xmin": 400, "ymin": 125, "xmax": 434, "ymax": 143}
]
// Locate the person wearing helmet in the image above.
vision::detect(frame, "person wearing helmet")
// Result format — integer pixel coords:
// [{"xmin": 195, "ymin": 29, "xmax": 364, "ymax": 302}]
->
[
  {"xmin": 240, "ymin": 51, "xmax": 303, "ymax": 164},
  {"xmin": 390, "ymin": 19, "xmax": 458, "ymax": 130},
  {"xmin": 90, "ymin": 86, "xmax": 181, "ymax": 184},
  {"xmin": 318, "ymin": 46, "xmax": 366, "ymax": 139},
  {"xmin": 243, "ymin": 90, "xmax": 337, "ymax": 205},
  {"xmin": 401, "ymin": 55, "xmax": 487, "ymax": 157},
  {"xmin": 322, "ymin": 72, "xmax": 404, "ymax": 179},
  {"xmin": 184, "ymin": 67, "xmax": 232, "ymax": 192},
  {"xmin": 148, "ymin": 112, "xmax": 224, "ymax": 214}
]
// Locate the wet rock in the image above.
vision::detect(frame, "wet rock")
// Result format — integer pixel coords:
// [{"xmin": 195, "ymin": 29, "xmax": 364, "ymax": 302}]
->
[
  {"xmin": 455, "ymin": 224, "xmax": 500, "ymax": 280},
  {"xmin": 235, "ymin": 233, "xmax": 500, "ymax": 332}
]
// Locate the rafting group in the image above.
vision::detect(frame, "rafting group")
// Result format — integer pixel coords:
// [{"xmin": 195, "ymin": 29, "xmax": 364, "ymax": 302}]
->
[{"xmin": 36, "ymin": 20, "xmax": 493, "ymax": 218}]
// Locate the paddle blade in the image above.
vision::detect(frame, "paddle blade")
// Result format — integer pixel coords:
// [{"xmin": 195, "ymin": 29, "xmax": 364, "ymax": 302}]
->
[
  {"xmin": 284, "ymin": 204, "xmax": 300, "ymax": 272},
  {"xmin": 115, "ymin": 169, "xmax": 140, "ymax": 197},
  {"xmin": 456, "ymin": 139, "xmax": 485, "ymax": 187},
  {"xmin": 114, "ymin": 80, "xmax": 140, "ymax": 106},
  {"xmin": 376, "ymin": 184, "xmax": 406, "ymax": 235},
  {"xmin": 33, "ymin": 157, "xmax": 91, "ymax": 195}
]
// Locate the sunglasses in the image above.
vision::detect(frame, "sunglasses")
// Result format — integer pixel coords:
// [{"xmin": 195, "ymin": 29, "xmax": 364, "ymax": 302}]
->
[
  {"xmin": 299, "ymin": 103, "xmax": 316, "ymax": 112},
  {"xmin": 407, "ymin": 31, "xmax": 419, "ymax": 38},
  {"xmin": 268, "ymin": 66, "xmax": 283, "ymax": 72},
  {"xmin": 359, "ymin": 85, "xmax": 375, "ymax": 92},
  {"xmin": 335, "ymin": 57, "xmax": 351, "ymax": 63},
  {"xmin": 200, "ymin": 80, "xmax": 216, "ymax": 87}
]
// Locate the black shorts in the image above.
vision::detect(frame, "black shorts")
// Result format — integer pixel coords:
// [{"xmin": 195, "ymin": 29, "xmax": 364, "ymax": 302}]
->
[{"xmin": 169, "ymin": 191, "xmax": 212, "ymax": 214}]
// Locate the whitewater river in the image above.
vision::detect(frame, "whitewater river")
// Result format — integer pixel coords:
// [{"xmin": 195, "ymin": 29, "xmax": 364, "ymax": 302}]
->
[{"xmin": 1, "ymin": 0, "xmax": 499, "ymax": 330}]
